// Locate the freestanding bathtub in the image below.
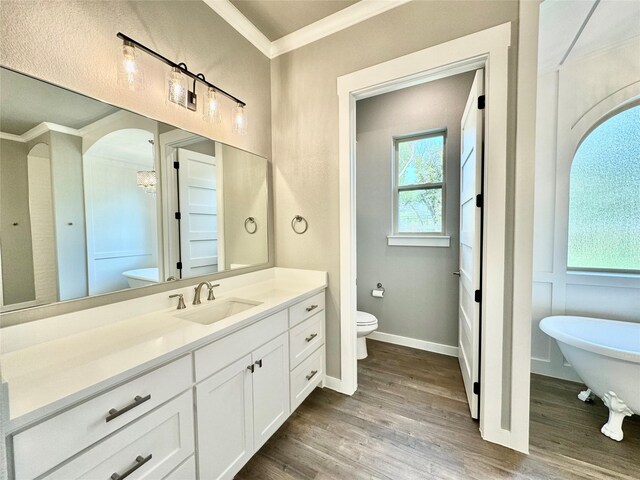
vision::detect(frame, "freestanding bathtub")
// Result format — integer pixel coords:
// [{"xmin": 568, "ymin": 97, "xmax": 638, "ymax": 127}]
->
[
  {"xmin": 540, "ymin": 315, "xmax": 640, "ymax": 441},
  {"xmin": 122, "ymin": 267, "xmax": 160, "ymax": 288}
]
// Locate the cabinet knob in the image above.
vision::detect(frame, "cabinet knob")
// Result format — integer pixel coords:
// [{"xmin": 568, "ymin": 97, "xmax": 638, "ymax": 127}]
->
[
  {"xmin": 247, "ymin": 364, "xmax": 255, "ymax": 373},
  {"xmin": 255, "ymin": 359, "xmax": 263, "ymax": 368},
  {"xmin": 306, "ymin": 304, "xmax": 318, "ymax": 313}
]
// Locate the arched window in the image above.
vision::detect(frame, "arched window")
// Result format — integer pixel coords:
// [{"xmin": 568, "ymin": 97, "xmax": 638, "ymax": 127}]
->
[{"xmin": 567, "ymin": 104, "xmax": 640, "ymax": 272}]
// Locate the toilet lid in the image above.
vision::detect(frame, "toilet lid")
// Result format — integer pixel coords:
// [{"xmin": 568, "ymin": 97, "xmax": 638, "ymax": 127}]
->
[{"xmin": 357, "ymin": 311, "xmax": 378, "ymax": 326}]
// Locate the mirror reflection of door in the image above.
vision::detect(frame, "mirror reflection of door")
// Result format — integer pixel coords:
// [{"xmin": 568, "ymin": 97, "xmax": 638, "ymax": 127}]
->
[
  {"xmin": 176, "ymin": 147, "xmax": 224, "ymax": 278},
  {"xmin": 83, "ymin": 128, "xmax": 160, "ymax": 295}
]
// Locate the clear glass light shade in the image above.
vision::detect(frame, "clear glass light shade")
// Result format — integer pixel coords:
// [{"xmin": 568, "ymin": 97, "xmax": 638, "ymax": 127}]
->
[
  {"xmin": 117, "ymin": 43, "xmax": 145, "ymax": 91},
  {"xmin": 232, "ymin": 104, "xmax": 248, "ymax": 135},
  {"xmin": 167, "ymin": 67, "xmax": 188, "ymax": 107},
  {"xmin": 203, "ymin": 88, "xmax": 222, "ymax": 123},
  {"xmin": 136, "ymin": 170, "xmax": 157, "ymax": 194}
]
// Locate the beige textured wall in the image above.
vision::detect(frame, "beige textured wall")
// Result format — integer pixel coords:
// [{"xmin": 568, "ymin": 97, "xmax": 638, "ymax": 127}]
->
[
  {"xmin": 0, "ymin": 0, "xmax": 272, "ymax": 159},
  {"xmin": 271, "ymin": 1, "xmax": 519, "ymax": 377}
]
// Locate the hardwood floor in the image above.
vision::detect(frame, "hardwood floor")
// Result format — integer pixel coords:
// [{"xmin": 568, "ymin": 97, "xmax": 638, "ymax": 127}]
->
[{"xmin": 236, "ymin": 340, "xmax": 640, "ymax": 479}]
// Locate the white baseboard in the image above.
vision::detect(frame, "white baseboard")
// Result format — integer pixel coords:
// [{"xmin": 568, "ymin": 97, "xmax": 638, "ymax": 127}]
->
[
  {"xmin": 368, "ymin": 331, "xmax": 458, "ymax": 357},
  {"xmin": 531, "ymin": 358, "xmax": 582, "ymax": 383}
]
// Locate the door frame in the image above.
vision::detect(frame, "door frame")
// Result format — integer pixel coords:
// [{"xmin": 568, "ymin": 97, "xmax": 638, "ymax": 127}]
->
[{"xmin": 337, "ymin": 22, "xmax": 531, "ymax": 451}]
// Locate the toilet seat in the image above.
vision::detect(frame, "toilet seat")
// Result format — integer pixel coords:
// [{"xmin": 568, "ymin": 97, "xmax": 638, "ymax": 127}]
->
[{"xmin": 357, "ymin": 311, "xmax": 378, "ymax": 326}]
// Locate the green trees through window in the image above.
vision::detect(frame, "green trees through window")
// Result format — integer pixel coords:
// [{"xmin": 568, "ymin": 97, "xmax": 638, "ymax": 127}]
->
[
  {"xmin": 568, "ymin": 105, "xmax": 640, "ymax": 272},
  {"xmin": 395, "ymin": 133, "xmax": 445, "ymax": 233}
]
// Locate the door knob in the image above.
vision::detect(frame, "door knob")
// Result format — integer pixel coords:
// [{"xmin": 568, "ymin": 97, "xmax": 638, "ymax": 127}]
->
[{"xmin": 453, "ymin": 271, "xmax": 461, "ymax": 276}]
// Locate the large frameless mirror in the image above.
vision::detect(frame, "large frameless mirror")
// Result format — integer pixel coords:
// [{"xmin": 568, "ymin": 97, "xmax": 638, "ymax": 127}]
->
[{"xmin": 0, "ymin": 67, "xmax": 269, "ymax": 313}]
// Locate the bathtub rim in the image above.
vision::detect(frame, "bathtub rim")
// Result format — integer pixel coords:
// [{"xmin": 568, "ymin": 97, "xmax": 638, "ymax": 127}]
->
[{"xmin": 540, "ymin": 315, "xmax": 640, "ymax": 364}]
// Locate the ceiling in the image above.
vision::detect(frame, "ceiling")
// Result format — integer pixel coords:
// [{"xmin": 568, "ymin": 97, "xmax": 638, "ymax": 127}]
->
[
  {"xmin": 229, "ymin": 0, "xmax": 359, "ymax": 41},
  {"xmin": 538, "ymin": 0, "xmax": 640, "ymax": 74},
  {"xmin": 0, "ymin": 69, "xmax": 117, "ymax": 136}
]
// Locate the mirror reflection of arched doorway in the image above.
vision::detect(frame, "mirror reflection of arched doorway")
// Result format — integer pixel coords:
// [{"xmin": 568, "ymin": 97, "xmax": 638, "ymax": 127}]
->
[
  {"xmin": 27, "ymin": 142, "xmax": 58, "ymax": 305},
  {"xmin": 83, "ymin": 128, "xmax": 159, "ymax": 295}
]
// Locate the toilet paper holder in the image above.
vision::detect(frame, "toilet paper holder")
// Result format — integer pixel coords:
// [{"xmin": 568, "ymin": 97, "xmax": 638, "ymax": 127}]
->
[{"xmin": 372, "ymin": 283, "xmax": 385, "ymax": 298}]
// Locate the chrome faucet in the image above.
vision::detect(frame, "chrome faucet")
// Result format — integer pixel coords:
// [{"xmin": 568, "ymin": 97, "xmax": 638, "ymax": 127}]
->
[{"xmin": 193, "ymin": 281, "xmax": 220, "ymax": 305}]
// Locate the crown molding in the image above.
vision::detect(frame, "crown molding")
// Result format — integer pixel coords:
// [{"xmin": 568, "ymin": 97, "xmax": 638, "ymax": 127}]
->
[
  {"xmin": 203, "ymin": 0, "xmax": 412, "ymax": 59},
  {"xmin": 270, "ymin": 0, "xmax": 412, "ymax": 57},
  {"xmin": 0, "ymin": 131, "xmax": 25, "ymax": 143},
  {"xmin": 1, "ymin": 122, "xmax": 81, "ymax": 144},
  {"xmin": 202, "ymin": 0, "xmax": 272, "ymax": 58}
]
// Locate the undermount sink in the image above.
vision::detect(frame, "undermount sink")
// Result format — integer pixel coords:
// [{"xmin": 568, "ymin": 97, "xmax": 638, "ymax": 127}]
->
[{"xmin": 174, "ymin": 297, "xmax": 263, "ymax": 325}]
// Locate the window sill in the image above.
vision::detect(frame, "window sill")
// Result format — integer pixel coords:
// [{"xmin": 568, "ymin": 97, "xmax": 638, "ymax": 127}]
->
[{"xmin": 387, "ymin": 235, "xmax": 450, "ymax": 247}]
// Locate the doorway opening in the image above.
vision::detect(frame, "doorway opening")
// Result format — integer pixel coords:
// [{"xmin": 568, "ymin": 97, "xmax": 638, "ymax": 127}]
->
[{"xmin": 354, "ymin": 69, "xmax": 484, "ymax": 420}]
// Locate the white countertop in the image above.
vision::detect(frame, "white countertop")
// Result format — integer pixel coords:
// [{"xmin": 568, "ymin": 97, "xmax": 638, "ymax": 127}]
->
[{"xmin": 0, "ymin": 268, "xmax": 327, "ymax": 432}]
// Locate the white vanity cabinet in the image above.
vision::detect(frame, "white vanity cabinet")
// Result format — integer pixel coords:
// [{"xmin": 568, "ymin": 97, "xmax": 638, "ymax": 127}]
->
[
  {"xmin": 12, "ymin": 356, "xmax": 193, "ymax": 480},
  {"xmin": 195, "ymin": 331, "xmax": 290, "ymax": 480},
  {"xmin": 6, "ymin": 284, "xmax": 327, "ymax": 480}
]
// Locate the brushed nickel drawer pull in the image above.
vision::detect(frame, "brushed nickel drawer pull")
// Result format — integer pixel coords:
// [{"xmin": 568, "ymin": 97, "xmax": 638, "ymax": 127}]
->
[
  {"xmin": 305, "ymin": 304, "xmax": 318, "ymax": 312},
  {"xmin": 111, "ymin": 454, "xmax": 152, "ymax": 480},
  {"xmin": 305, "ymin": 333, "xmax": 318, "ymax": 342},
  {"xmin": 106, "ymin": 394, "xmax": 151, "ymax": 423},
  {"xmin": 306, "ymin": 370, "xmax": 318, "ymax": 381}
]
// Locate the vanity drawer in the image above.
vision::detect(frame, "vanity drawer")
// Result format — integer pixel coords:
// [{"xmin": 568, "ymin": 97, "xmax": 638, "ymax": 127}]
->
[
  {"xmin": 290, "ymin": 346, "xmax": 324, "ymax": 412},
  {"xmin": 289, "ymin": 292, "xmax": 325, "ymax": 328},
  {"xmin": 289, "ymin": 311, "xmax": 325, "ymax": 369},
  {"xmin": 164, "ymin": 456, "xmax": 196, "ymax": 479},
  {"xmin": 43, "ymin": 391, "xmax": 194, "ymax": 480},
  {"xmin": 13, "ymin": 355, "xmax": 192, "ymax": 480},
  {"xmin": 195, "ymin": 310, "xmax": 287, "ymax": 382}
]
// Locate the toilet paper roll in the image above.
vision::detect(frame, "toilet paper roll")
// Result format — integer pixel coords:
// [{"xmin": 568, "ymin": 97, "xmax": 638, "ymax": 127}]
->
[{"xmin": 371, "ymin": 289, "xmax": 384, "ymax": 298}]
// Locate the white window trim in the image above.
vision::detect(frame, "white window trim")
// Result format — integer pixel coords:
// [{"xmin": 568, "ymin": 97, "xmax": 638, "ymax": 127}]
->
[
  {"xmin": 387, "ymin": 235, "xmax": 450, "ymax": 247},
  {"xmin": 392, "ymin": 131, "xmax": 446, "ymax": 235}
]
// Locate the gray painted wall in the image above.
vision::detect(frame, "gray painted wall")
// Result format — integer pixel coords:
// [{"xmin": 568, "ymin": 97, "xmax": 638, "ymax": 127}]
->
[
  {"xmin": 271, "ymin": 1, "xmax": 519, "ymax": 378},
  {"xmin": 356, "ymin": 72, "xmax": 474, "ymax": 347},
  {"xmin": 0, "ymin": 138, "xmax": 36, "ymax": 304}
]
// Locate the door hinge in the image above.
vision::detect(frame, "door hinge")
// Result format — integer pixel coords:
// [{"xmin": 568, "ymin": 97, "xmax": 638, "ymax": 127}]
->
[
  {"xmin": 173, "ymin": 161, "xmax": 180, "ymax": 170},
  {"xmin": 473, "ymin": 381, "xmax": 480, "ymax": 395},
  {"xmin": 474, "ymin": 290, "xmax": 481, "ymax": 303},
  {"xmin": 176, "ymin": 261, "xmax": 183, "ymax": 270},
  {"xmin": 174, "ymin": 212, "xmax": 181, "ymax": 220},
  {"xmin": 478, "ymin": 95, "xmax": 486, "ymax": 110},
  {"xmin": 475, "ymin": 193, "xmax": 483, "ymax": 208}
]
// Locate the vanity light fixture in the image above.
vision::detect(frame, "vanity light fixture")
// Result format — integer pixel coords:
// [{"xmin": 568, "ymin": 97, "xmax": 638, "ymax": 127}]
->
[
  {"xmin": 117, "ymin": 40, "xmax": 145, "ymax": 91},
  {"xmin": 232, "ymin": 103, "xmax": 248, "ymax": 136},
  {"xmin": 117, "ymin": 33, "xmax": 247, "ymax": 132},
  {"xmin": 203, "ymin": 87, "xmax": 222, "ymax": 124}
]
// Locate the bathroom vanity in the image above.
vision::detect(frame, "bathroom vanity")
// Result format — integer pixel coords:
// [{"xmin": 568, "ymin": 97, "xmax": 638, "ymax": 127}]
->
[{"xmin": 1, "ymin": 268, "xmax": 327, "ymax": 479}]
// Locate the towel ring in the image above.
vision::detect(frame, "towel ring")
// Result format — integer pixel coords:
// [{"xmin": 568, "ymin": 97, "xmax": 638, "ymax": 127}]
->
[
  {"xmin": 244, "ymin": 217, "xmax": 257, "ymax": 234},
  {"xmin": 291, "ymin": 215, "xmax": 308, "ymax": 234}
]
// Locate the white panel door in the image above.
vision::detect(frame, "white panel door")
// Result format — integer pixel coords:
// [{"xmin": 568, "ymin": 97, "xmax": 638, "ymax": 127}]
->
[
  {"xmin": 458, "ymin": 70, "xmax": 484, "ymax": 420},
  {"xmin": 252, "ymin": 332, "xmax": 290, "ymax": 450},
  {"xmin": 196, "ymin": 354, "xmax": 254, "ymax": 480},
  {"xmin": 177, "ymin": 148, "xmax": 220, "ymax": 278}
]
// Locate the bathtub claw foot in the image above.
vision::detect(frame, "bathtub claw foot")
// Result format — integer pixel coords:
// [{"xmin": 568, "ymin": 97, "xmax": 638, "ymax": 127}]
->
[
  {"xmin": 578, "ymin": 388, "xmax": 594, "ymax": 403},
  {"xmin": 601, "ymin": 391, "xmax": 633, "ymax": 441}
]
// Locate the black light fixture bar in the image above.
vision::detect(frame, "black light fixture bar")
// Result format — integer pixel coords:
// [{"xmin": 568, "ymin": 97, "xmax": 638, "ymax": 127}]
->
[{"xmin": 117, "ymin": 32, "xmax": 246, "ymax": 107}]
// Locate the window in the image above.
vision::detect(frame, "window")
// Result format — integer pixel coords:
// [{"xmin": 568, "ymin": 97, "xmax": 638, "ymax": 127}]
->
[
  {"xmin": 393, "ymin": 132, "xmax": 446, "ymax": 234},
  {"xmin": 567, "ymin": 104, "xmax": 640, "ymax": 272}
]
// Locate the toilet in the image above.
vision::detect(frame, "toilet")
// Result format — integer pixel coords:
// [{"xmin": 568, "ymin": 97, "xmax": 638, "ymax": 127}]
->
[{"xmin": 356, "ymin": 311, "xmax": 379, "ymax": 360}]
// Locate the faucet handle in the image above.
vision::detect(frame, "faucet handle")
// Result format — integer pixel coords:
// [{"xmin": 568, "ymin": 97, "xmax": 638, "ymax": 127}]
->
[
  {"xmin": 207, "ymin": 283, "xmax": 220, "ymax": 301},
  {"xmin": 169, "ymin": 294, "xmax": 186, "ymax": 310}
]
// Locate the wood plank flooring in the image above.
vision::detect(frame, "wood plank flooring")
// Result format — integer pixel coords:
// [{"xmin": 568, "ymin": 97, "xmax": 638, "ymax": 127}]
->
[{"xmin": 236, "ymin": 340, "xmax": 640, "ymax": 479}]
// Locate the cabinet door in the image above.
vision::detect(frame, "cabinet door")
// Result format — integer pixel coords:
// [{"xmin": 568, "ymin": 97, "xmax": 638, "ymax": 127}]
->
[
  {"xmin": 196, "ymin": 354, "xmax": 254, "ymax": 480},
  {"xmin": 252, "ymin": 332, "xmax": 290, "ymax": 450}
]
